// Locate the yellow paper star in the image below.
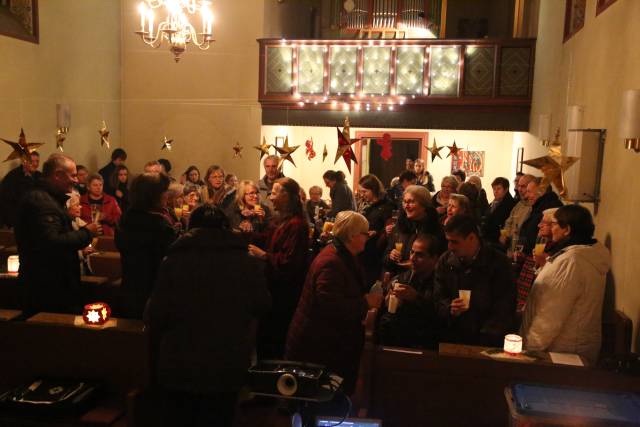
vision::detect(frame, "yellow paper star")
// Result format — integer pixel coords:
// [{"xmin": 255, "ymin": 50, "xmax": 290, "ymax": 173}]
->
[
  {"xmin": 98, "ymin": 121, "xmax": 110, "ymax": 149},
  {"xmin": 1, "ymin": 129, "xmax": 44, "ymax": 162},
  {"xmin": 275, "ymin": 136, "xmax": 300, "ymax": 168},
  {"xmin": 446, "ymin": 140, "xmax": 461, "ymax": 158},
  {"xmin": 322, "ymin": 144, "xmax": 328, "ymax": 162},
  {"xmin": 161, "ymin": 136, "xmax": 173, "ymax": 151},
  {"xmin": 522, "ymin": 138, "xmax": 580, "ymax": 197},
  {"xmin": 253, "ymin": 136, "xmax": 271, "ymax": 160},
  {"xmin": 429, "ymin": 138, "xmax": 444, "ymax": 162},
  {"xmin": 233, "ymin": 141, "xmax": 243, "ymax": 158}
]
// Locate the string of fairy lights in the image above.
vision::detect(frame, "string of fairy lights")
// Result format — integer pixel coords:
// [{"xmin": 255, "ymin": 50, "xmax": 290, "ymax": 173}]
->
[{"xmin": 269, "ymin": 39, "xmax": 464, "ymax": 111}]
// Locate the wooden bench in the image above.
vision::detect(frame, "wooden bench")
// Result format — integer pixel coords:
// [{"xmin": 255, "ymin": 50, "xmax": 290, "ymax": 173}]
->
[
  {"xmin": 95, "ymin": 236, "xmax": 118, "ymax": 253},
  {"xmin": 0, "ymin": 312, "xmax": 148, "ymax": 426},
  {"xmin": 0, "ymin": 229, "xmax": 16, "ymax": 247},
  {"xmin": 88, "ymin": 252, "xmax": 122, "ymax": 283}
]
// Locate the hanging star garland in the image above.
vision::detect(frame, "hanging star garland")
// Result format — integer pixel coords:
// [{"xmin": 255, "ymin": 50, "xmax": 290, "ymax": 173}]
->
[
  {"xmin": 522, "ymin": 133, "xmax": 579, "ymax": 197},
  {"xmin": 1, "ymin": 129, "xmax": 44, "ymax": 162},
  {"xmin": 446, "ymin": 140, "xmax": 461, "ymax": 158},
  {"xmin": 55, "ymin": 128, "xmax": 67, "ymax": 152},
  {"xmin": 98, "ymin": 121, "xmax": 110, "ymax": 149},
  {"xmin": 334, "ymin": 116, "xmax": 360, "ymax": 173},
  {"xmin": 429, "ymin": 138, "xmax": 444, "ymax": 162},
  {"xmin": 161, "ymin": 136, "xmax": 174, "ymax": 151},
  {"xmin": 253, "ymin": 136, "xmax": 271, "ymax": 161},
  {"xmin": 233, "ymin": 141, "xmax": 243, "ymax": 158},
  {"xmin": 305, "ymin": 137, "xmax": 316, "ymax": 160},
  {"xmin": 275, "ymin": 136, "xmax": 300, "ymax": 167},
  {"xmin": 322, "ymin": 144, "xmax": 328, "ymax": 162}
]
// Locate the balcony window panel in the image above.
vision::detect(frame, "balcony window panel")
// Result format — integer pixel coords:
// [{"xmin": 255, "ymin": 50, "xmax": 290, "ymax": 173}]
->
[
  {"xmin": 298, "ymin": 46, "xmax": 325, "ymax": 94},
  {"xmin": 363, "ymin": 46, "xmax": 391, "ymax": 95},
  {"xmin": 499, "ymin": 47, "xmax": 532, "ymax": 97},
  {"xmin": 429, "ymin": 46, "xmax": 460, "ymax": 96},
  {"xmin": 329, "ymin": 46, "xmax": 358, "ymax": 94},
  {"xmin": 464, "ymin": 46, "xmax": 495, "ymax": 97},
  {"xmin": 266, "ymin": 47, "xmax": 293, "ymax": 93},
  {"xmin": 396, "ymin": 45, "xmax": 425, "ymax": 95}
]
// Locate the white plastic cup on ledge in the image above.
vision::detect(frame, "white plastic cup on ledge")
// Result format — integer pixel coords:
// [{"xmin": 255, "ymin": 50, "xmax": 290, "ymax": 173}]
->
[
  {"xmin": 504, "ymin": 334, "xmax": 523, "ymax": 355},
  {"xmin": 7, "ymin": 255, "xmax": 19, "ymax": 273}
]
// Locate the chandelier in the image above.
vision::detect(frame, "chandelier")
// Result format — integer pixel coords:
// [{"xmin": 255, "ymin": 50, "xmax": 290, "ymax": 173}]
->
[{"xmin": 135, "ymin": 0, "xmax": 214, "ymax": 62}]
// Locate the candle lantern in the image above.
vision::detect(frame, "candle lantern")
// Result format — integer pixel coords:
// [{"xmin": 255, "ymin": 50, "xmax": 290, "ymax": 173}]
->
[
  {"xmin": 7, "ymin": 255, "xmax": 19, "ymax": 273},
  {"xmin": 503, "ymin": 334, "xmax": 523, "ymax": 355},
  {"xmin": 82, "ymin": 302, "xmax": 112, "ymax": 326}
]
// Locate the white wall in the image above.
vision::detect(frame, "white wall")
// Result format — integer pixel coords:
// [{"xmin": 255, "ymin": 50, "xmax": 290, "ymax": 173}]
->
[{"xmin": 262, "ymin": 125, "xmax": 518, "ymax": 199}]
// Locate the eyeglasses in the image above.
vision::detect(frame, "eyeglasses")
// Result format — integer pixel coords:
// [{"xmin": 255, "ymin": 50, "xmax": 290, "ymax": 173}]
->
[
  {"xmin": 246, "ymin": 191, "xmax": 258, "ymax": 196},
  {"xmin": 402, "ymin": 199, "xmax": 416, "ymax": 206}
]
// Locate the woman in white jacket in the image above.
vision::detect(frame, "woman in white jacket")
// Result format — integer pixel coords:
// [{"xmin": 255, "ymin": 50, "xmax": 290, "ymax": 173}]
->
[{"xmin": 520, "ymin": 204, "xmax": 610, "ymax": 365}]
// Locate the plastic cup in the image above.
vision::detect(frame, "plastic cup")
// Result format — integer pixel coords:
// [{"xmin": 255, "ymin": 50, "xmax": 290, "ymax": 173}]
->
[
  {"xmin": 322, "ymin": 221, "xmax": 334, "ymax": 233},
  {"xmin": 182, "ymin": 204, "xmax": 189, "ymax": 213},
  {"xmin": 395, "ymin": 242, "xmax": 403, "ymax": 253},
  {"xmin": 500, "ymin": 229, "xmax": 509, "ymax": 239},
  {"xmin": 459, "ymin": 289, "xmax": 471, "ymax": 309},
  {"xmin": 174, "ymin": 207, "xmax": 183, "ymax": 218},
  {"xmin": 388, "ymin": 295, "xmax": 399, "ymax": 314},
  {"xmin": 534, "ymin": 243, "xmax": 546, "ymax": 256}
]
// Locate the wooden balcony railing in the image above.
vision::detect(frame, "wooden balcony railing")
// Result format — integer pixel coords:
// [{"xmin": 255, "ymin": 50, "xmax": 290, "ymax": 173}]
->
[{"xmin": 258, "ymin": 38, "xmax": 535, "ymax": 112}]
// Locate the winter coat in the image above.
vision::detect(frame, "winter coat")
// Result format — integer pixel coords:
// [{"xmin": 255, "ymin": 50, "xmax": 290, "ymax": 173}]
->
[
  {"xmin": 0, "ymin": 165, "xmax": 41, "ymax": 227},
  {"xmin": 98, "ymin": 162, "xmax": 117, "ymax": 196},
  {"xmin": 416, "ymin": 171, "xmax": 435, "ymax": 192},
  {"xmin": 225, "ymin": 202, "xmax": 272, "ymax": 234},
  {"xmin": 482, "ymin": 193, "xmax": 516, "ymax": 243},
  {"xmin": 433, "ymin": 244, "xmax": 516, "ymax": 346},
  {"xmin": 328, "ymin": 181, "xmax": 356, "ymax": 218},
  {"xmin": 520, "ymin": 190, "xmax": 563, "ymax": 252},
  {"xmin": 15, "ymin": 182, "xmax": 93, "ymax": 314},
  {"xmin": 79, "ymin": 193, "xmax": 122, "ymax": 236},
  {"xmin": 115, "ymin": 209, "xmax": 177, "ymax": 318},
  {"xmin": 145, "ymin": 227, "xmax": 271, "ymax": 393},
  {"xmin": 520, "ymin": 242, "xmax": 610, "ymax": 366},
  {"xmin": 286, "ymin": 242, "xmax": 368, "ymax": 394},
  {"xmin": 359, "ymin": 196, "xmax": 395, "ymax": 288},
  {"xmin": 503, "ymin": 200, "xmax": 531, "ymax": 243}
]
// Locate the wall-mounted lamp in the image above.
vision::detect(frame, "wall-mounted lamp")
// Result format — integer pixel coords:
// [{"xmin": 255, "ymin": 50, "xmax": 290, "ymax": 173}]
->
[
  {"xmin": 538, "ymin": 114, "xmax": 551, "ymax": 146},
  {"xmin": 619, "ymin": 89, "xmax": 640, "ymax": 153},
  {"xmin": 56, "ymin": 104, "xmax": 70, "ymax": 152}
]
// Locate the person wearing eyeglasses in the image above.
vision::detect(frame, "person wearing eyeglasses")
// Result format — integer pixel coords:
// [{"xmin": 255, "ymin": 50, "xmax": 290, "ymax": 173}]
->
[{"xmin": 225, "ymin": 180, "xmax": 271, "ymax": 234}]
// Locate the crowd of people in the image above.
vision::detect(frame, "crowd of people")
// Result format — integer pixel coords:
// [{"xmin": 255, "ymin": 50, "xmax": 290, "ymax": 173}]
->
[{"xmin": 0, "ymin": 149, "xmax": 611, "ymax": 425}]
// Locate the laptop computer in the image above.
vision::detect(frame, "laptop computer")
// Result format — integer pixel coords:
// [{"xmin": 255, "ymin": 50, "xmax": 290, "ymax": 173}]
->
[{"xmin": 315, "ymin": 417, "xmax": 382, "ymax": 427}]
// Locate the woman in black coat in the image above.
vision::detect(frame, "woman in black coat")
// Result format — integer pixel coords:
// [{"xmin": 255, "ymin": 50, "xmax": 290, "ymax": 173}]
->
[
  {"xmin": 116, "ymin": 172, "xmax": 177, "ymax": 319},
  {"xmin": 323, "ymin": 170, "xmax": 356, "ymax": 218},
  {"xmin": 357, "ymin": 174, "xmax": 395, "ymax": 289}
]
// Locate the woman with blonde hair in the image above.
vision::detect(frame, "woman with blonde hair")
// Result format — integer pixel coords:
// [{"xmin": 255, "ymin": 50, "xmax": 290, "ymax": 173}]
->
[
  {"xmin": 225, "ymin": 180, "xmax": 271, "ymax": 233},
  {"xmin": 433, "ymin": 176, "xmax": 458, "ymax": 216},
  {"xmin": 286, "ymin": 211, "xmax": 383, "ymax": 395}
]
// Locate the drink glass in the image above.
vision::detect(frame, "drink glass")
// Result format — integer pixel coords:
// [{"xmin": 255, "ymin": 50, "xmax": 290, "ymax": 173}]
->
[
  {"xmin": 534, "ymin": 236, "xmax": 549, "ymax": 256},
  {"xmin": 459, "ymin": 289, "xmax": 471, "ymax": 309},
  {"xmin": 90, "ymin": 204, "xmax": 101, "ymax": 224}
]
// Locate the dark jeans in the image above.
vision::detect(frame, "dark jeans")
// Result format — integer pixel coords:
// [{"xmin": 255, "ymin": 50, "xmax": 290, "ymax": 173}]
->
[{"xmin": 161, "ymin": 389, "xmax": 238, "ymax": 427}]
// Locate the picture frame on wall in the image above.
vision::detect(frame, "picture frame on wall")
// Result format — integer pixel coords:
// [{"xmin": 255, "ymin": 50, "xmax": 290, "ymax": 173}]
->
[
  {"xmin": 274, "ymin": 136, "xmax": 286, "ymax": 148},
  {"xmin": 563, "ymin": 0, "xmax": 586, "ymax": 43},
  {"xmin": 596, "ymin": 0, "xmax": 618, "ymax": 16},
  {"xmin": 0, "ymin": 0, "xmax": 39, "ymax": 44}
]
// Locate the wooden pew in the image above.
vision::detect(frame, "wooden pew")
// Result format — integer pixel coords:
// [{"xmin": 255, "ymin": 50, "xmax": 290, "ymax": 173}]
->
[
  {"xmin": 0, "ymin": 229, "xmax": 16, "ymax": 247},
  {"xmin": 0, "ymin": 312, "xmax": 147, "ymax": 426},
  {"xmin": 88, "ymin": 252, "xmax": 122, "ymax": 283},
  {"xmin": 95, "ymin": 236, "xmax": 118, "ymax": 253}
]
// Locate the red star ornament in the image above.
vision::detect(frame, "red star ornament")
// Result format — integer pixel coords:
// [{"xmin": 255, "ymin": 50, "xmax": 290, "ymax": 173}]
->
[{"xmin": 446, "ymin": 140, "xmax": 462, "ymax": 158}]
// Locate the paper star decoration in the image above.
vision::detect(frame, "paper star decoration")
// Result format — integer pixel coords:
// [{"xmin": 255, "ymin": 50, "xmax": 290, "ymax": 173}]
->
[
  {"xmin": 446, "ymin": 140, "xmax": 461, "ymax": 158},
  {"xmin": 522, "ymin": 137, "xmax": 579, "ymax": 197},
  {"xmin": 86, "ymin": 310, "xmax": 101, "ymax": 323},
  {"xmin": 429, "ymin": 138, "xmax": 444, "ymax": 162},
  {"xmin": 322, "ymin": 144, "xmax": 328, "ymax": 162},
  {"xmin": 56, "ymin": 128, "xmax": 67, "ymax": 152},
  {"xmin": 334, "ymin": 116, "xmax": 360, "ymax": 173},
  {"xmin": 233, "ymin": 141, "xmax": 243, "ymax": 158},
  {"xmin": 1, "ymin": 129, "xmax": 44, "ymax": 162},
  {"xmin": 161, "ymin": 136, "xmax": 173, "ymax": 151},
  {"xmin": 275, "ymin": 136, "xmax": 300, "ymax": 167},
  {"xmin": 253, "ymin": 136, "xmax": 271, "ymax": 160},
  {"xmin": 98, "ymin": 121, "xmax": 110, "ymax": 149}
]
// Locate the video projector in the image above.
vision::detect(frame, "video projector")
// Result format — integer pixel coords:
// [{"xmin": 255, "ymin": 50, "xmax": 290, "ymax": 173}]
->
[{"xmin": 247, "ymin": 360, "xmax": 343, "ymax": 401}]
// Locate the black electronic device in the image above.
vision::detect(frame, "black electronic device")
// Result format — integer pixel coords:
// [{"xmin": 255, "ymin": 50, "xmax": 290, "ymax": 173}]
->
[{"xmin": 248, "ymin": 360, "xmax": 342, "ymax": 401}]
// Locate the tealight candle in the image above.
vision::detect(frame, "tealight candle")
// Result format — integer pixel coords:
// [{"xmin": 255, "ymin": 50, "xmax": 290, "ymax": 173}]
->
[
  {"xmin": 504, "ymin": 334, "xmax": 523, "ymax": 355},
  {"xmin": 7, "ymin": 255, "xmax": 19, "ymax": 273},
  {"xmin": 82, "ymin": 302, "xmax": 112, "ymax": 326}
]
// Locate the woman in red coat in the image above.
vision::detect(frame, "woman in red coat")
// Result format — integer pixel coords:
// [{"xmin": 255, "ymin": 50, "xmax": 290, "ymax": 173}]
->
[
  {"xmin": 285, "ymin": 211, "xmax": 383, "ymax": 394},
  {"xmin": 248, "ymin": 177, "xmax": 310, "ymax": 360},
  {"xmin": 80, "ymin": 174, "xmax": 122, "ymax": 236}
]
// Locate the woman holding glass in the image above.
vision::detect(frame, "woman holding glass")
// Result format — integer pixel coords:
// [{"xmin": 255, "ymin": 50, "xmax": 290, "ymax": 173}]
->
[
  {"xmin": 80, "ymin": 174, "xmax": 122, "ymax": 236},
  {"xmin": 200, "ymin": 165, "xmax": 235, "ymax": 210},
  {"xmin": 225, "ymin": 180, "xmax": 271, "ymax": 234}
]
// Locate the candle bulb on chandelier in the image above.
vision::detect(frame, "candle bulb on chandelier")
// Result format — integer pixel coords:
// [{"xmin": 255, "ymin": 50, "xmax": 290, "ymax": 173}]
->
[
  {"xmin": 148, "ymin": 11, "xmax": 154, "ymax": 35},
  {"xmin": 138, "ymin": 3, "xmax": 146, "ymax": 32}
]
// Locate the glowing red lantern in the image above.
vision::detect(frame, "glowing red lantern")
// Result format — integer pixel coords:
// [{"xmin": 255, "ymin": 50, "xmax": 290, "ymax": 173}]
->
[{"xmin": 82, "ymin": 302, "xmax": 111, "ymax": 325}]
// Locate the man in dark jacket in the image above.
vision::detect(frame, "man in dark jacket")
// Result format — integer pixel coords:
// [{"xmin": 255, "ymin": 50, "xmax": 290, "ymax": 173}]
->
[
  {"xmin": 0, "ymin": 151, "xmax": 42, "ymax": 227},
  {"xmin": 15, "ymin": 153, "xmax": 100, "ymax": 315},
  {"xmin": 434, "ymin": 215, "xmax": 516, "ymax": 347},
  {"xmin": 482, "ymin": 177, "xmax": 516, "ymax": 244},
  {"xmin": 98, "ymin": 148, "xmax": 127, "ymax": 196},
  {"xmin": 145, "ymin": 205, "xmax": 271, "ymax": 427},
  {"xmin": 519, "ymin": 179, "xmax": 563, "ymax": 253},
  {"xmin": 379, "ymin": 234, "xmax": 441, "ymax": 349}
]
